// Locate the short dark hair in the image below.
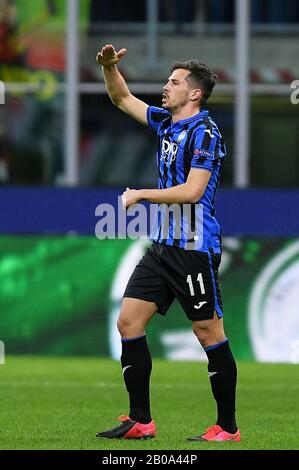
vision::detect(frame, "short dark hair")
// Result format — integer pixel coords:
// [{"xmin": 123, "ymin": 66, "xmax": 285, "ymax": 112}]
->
[{"xmin": 171, "ymin": 60, "xmax": 217, "ymax": 105}]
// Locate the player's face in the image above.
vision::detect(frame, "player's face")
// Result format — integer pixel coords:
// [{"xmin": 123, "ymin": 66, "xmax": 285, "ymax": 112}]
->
[{"xmin": 162, "ymin": 69, "xmax": 196, "ymax": 112}]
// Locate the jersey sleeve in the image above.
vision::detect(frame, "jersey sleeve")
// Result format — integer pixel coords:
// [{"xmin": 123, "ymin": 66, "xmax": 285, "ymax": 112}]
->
[
  {"xmin": 190, "ymin": 127, "xmax": 226, "ymax": 173},
  {"xmin": 147, "ymin": 106, "xmax": 171, "ymax": 133}
]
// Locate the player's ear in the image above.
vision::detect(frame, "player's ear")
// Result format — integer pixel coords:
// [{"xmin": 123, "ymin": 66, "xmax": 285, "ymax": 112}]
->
[{"xmin": 190, "ymin": 88, "xmax": 202, "ymax": 102}]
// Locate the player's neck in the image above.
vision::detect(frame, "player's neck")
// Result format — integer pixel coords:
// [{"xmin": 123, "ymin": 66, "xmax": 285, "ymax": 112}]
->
[{"xmin": 171, "ymin": 106, "xmax": 201, "ymax": 123}]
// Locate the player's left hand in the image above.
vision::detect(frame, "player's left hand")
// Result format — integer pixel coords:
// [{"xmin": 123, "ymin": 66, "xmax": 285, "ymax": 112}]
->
[{"xmin": 121, "ymin": 187, "xmax": 141, "ymax": 209}]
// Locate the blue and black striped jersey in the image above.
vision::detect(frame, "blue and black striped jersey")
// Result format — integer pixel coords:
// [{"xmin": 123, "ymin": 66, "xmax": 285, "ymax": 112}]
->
[{"xmin": 147, "ymin": 106, "xmax": 227, "ymax": 253}]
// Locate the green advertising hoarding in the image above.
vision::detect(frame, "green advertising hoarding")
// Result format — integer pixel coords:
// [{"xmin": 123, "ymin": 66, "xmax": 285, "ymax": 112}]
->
[{"xmin": 0, "ymin": 236, "xmax": 298, "ymax": 363}]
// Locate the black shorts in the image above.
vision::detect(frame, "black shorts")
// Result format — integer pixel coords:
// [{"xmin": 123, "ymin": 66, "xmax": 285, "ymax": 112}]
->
[{"xmin": 123, "ymin": 242, "xmax": 223, "ymax": 321}]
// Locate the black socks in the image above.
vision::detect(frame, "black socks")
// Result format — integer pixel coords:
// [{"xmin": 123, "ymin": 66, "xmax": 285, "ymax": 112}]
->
[
  {"xmin": 205, "ymin": 340, "xmax": 237, "ymax": 434},
  {"xmin": 120, "ymin": 335, "xmax": 237, "ymax": 431},
  {"xmin": 121, "ymin": 335, "xmax": 152, "ymax": 424}
]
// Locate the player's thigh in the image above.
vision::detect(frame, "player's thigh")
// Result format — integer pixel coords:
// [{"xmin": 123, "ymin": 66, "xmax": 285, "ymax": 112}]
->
[
  {"xmin": 163, "ymin": 247, "xmax": 224, "ymax": 322},
  {"xmin": 123, "ymin": 245, "xmax": 175, "ymax": 318},
  {"xmin": 118, "ymin": 297, "xmax": 157, "ymax": 331}
]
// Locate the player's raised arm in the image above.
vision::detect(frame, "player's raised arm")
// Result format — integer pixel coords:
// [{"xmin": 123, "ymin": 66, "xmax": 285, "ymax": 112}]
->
[{"xmin": 96, "ymin": 44, "xmax": 149, "ymax": 126}]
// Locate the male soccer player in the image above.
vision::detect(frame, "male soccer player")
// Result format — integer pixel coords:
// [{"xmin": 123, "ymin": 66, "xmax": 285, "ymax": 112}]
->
[{"xmin": 96, "ymin": 44, "xmax": 240, "ymax": 442}]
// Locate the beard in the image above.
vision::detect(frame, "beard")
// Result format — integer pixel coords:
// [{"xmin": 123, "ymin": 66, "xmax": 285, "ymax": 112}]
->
[{"xmin": 162, "ymin": 95, "xmax": 189, "ymax": 113}]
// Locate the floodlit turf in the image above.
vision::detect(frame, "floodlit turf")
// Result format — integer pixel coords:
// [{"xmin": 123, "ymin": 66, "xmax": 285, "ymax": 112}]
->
[{"xmin": 0, "ymin": 356, "xmax": 298, "ymax": 450}]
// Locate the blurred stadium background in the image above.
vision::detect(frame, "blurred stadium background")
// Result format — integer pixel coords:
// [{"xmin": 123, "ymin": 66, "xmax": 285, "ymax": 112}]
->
[{"xmin": 1, "ymin": 1, "xmax": 299, "ymax": 371}]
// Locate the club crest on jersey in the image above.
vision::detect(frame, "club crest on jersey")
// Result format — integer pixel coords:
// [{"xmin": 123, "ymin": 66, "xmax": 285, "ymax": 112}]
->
[
  {"xmin": 161, "ymin": 136, "xmax": 178, "ymax": 166},
  {"xmin": 177, "ymin": 130, "xmax": 187, "ymax": 143}
]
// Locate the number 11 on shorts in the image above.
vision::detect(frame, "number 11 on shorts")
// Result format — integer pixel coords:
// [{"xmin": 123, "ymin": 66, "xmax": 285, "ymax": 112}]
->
[{"xmin": 186, "ymin": 273, "xmax": 206, "ymax": 296}]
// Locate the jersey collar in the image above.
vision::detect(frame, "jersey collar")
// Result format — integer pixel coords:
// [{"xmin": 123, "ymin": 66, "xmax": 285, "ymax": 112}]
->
[{"xmin": 171, "ymin": 109, "xmax": 209, "ymax": 129}]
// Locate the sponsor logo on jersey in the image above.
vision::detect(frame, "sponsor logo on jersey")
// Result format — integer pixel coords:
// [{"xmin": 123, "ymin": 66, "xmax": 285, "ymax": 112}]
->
[
  {"xmin": 161, "ymin": 137, "xmax": 179, "ymax": 166},
  {"xmin": 204, "ymin": 128, "xmax": 215, "ymax": 138}
]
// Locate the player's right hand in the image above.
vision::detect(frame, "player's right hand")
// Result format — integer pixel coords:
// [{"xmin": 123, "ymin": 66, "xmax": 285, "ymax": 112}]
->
[{"xmin": 96, "ymin": 44, "xmax": 127, "ymax": 68}]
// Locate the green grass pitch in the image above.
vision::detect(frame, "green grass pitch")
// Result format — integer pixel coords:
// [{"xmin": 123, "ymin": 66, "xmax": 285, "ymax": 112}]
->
[{"xmin": 0, "ymin": 357, "xmax": 298, "ymax": 450}]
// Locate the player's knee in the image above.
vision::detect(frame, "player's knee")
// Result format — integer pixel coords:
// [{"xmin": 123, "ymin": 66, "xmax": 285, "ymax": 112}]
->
[
  {"xmin": 192, "ymin": 326, "xmax": 211, "ymax": 348},
  {"xmin": 117, "ymin": 316, "xmax": 129, "ymax": 336},
  {"xmin": 117, "ymin": 315, "xmax": 140, "ymax": 337}
]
